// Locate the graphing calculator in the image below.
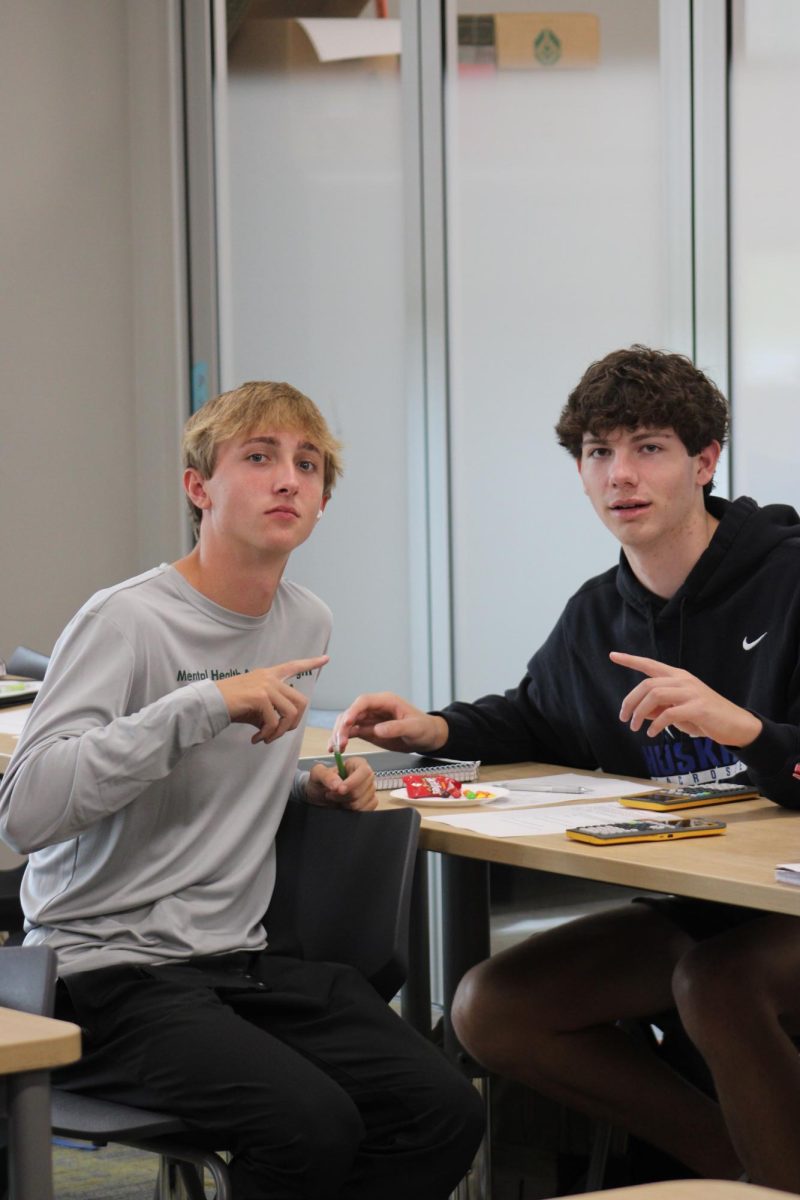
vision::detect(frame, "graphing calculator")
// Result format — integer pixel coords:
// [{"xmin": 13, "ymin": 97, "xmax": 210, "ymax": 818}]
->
[
  {"xmin": 565, "ymin": 817, "xmax": 727, "ymax": 846},
  {"xmin": 619, "ymin": 783, "xmax": 759, "ymax": 812}
]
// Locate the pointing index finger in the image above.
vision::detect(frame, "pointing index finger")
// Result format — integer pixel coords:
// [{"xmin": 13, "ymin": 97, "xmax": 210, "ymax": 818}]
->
[
  {"xmin": 609, "ymin": 652, "xmax": 672, "ymax": 678},
  {"xmin": 278, "ymin": 655, "xmax": 329, "ymax": 683}
]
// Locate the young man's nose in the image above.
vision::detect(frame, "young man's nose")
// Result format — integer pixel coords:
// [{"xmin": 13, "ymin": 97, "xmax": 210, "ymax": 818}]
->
[
  {"xmin": 274, "ymin": 463, "xmax": 300, "ymax": 493},
  {"xmin": 608, "ymin": 451, "xmax": 638, "ymax": 485}
]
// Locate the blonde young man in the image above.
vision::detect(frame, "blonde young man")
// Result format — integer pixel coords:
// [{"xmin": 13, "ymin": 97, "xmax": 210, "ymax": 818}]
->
[
  {"xmin": 0, "ymin": 382, "xmax": 483, "ymax": 1200},
  {"xmin": 336, "ymin": 348, "xmax": 800, "ymax": 1191}
]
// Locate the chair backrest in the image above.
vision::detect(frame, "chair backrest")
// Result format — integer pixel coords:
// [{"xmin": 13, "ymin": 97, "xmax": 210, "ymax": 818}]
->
[
  {"xmin": 0, "ymin": 944, "xmax": 57, "ymax": 1017},
  {"xmin": 0, "ymin": 863, "xmax": 27, "ymax": 940},
  {"xmin": 265, "ymin": 803, "xmax": 421, "ymax": 1002},
  {"xmin": 6, "ymin": 645, "xmax": 50, "ymax": 681}
]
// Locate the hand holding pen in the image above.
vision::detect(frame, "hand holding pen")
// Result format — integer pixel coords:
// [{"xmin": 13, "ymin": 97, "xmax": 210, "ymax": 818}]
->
[{"xmin": 306, "ymin": 739, "xmax": 377, "ymax": 811}]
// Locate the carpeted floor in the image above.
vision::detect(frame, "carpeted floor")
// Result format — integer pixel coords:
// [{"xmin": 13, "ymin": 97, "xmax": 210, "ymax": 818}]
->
[
  {"xmin": 53, "ymin": 1140, "xmax": 161, "ymax": 1199},
  {"xmin": 52, "ymin": 1140, "xmax": 224, "ymax": 1198}
]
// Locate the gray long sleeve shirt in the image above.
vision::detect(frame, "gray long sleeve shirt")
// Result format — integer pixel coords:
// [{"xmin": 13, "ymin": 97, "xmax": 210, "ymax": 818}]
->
[{"xmin": 0, "ymin": 566, "xmax": 331, "ymax": 976}]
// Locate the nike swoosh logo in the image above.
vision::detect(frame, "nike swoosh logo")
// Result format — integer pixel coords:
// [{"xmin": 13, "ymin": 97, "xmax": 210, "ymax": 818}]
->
[{"xmin": 742, "ymin": 632, "xmax": 768, "ymax": 651}]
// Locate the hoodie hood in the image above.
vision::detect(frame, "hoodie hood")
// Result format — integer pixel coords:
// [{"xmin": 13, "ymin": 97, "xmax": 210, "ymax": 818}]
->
[
  {"xmin": 616, "ymin": 495, "xmax": 800, "ymax": 620},
  {"xmin": 614, "ymin": 495, "xmax": 800, "ymax": 670}
]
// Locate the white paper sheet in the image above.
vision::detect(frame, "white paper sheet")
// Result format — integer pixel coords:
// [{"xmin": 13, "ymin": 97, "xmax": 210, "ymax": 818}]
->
[
  {"xmin": 484, "ymin": 772, "xmax": 652, "ymax": 801},
  {"xmin": 483, "ymin": 773, "xmax": 657, "ymax": 809},
  {"xmin": 431, "ymin": 802, "xmax": 664, "ymax": 838},
  {"xmin": 297, "ymin": 18, "xmax": 401, "ymax": 63}
]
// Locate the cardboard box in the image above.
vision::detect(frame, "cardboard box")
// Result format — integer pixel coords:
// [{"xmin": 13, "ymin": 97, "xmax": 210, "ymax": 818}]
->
[
  {"xmin": 232, "ymin": 15, "xmax": 400, "ymax": 72},
  {"xmin": 494, "ymin": 12, "xmax": 600, "ymax": 70}
]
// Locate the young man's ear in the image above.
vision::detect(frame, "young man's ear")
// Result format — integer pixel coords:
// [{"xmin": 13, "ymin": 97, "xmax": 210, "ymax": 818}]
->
[
  {"xmin": 317, "ymin": 494, "xmax": 331, "ymax": 519},
  {"xmin": 696, "ymin": 440, "xmax": 722, "ymax": 488},
  {"xmin": 576, "ymin": 456, "xmax": 588, "ymax": 493},
  {"xmin": 183, "ymin": 467, "xmax": 212, "ymax": 514}
]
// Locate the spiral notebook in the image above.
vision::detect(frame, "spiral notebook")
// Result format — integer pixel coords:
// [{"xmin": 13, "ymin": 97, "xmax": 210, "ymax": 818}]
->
[{"xmin": 298, "ymin": 750, "xmax": 480, "ymax": 791}]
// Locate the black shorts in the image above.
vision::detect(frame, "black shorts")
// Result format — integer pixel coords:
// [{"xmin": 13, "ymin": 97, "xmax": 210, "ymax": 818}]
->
[{"xmin": 633, "ymin": 895, "xmax": 762, "ymax": 940}]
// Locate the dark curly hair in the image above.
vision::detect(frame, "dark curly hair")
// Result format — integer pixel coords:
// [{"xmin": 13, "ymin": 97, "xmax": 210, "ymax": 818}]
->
[{"xmin": 555, "ymin": 347, "xmax": 729, "ymax": 466}]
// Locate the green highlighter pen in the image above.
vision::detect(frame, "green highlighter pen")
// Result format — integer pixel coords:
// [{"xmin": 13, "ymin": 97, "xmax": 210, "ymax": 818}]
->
[{"xmin": 332, "ymin": 731, "xmax": 347, "ymax": 781}]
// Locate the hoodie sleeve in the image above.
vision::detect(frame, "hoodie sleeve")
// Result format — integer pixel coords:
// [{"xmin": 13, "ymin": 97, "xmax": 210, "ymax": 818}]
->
[
  {"xmin": 0, "ymin": 609, "xmax": 230, "ymax": 853},
  {"xmin": 433, "ymin": 611, "xmax": 598, "ymax": 767},
  {"xmin": 737, "ymin": 716, "xmax": 800, "ymax": 810},
  {"xmin": 735, "ymin": 577, "xmax": 800, "ymax": 811}
]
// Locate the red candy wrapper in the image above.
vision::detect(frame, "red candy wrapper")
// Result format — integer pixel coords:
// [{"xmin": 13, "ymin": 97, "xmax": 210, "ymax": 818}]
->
[{"xmin": 402, "ymin": 774, "xmax": 462, "ymax": 799}]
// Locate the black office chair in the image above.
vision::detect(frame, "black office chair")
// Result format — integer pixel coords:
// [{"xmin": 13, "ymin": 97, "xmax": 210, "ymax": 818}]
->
[
  {"xmin": 267, "ymin": 800, "xmax": 420, "ymax": 1001},
  {"xmin": 5, "ymin": 647, "xmax": 49, "ymax": 681},
  {"xmin": 7, "ymin": 802, "xmax": 421, "ymax": 1199},
  {"xmin": 0, "ymin": 942, "xmax": 55, "ymax": 1017},
  {"xmin": 0, "ymin": 863, "xmax": 26, "ymax": 943},
  {"xmin": 0, "ymin": 647, "xmax": 43, "ymax": 944}
]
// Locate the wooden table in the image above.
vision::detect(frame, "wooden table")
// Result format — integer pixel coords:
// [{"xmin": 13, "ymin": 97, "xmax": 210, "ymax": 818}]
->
[
  {"xmin": 296, "ymin": 736, "xmax": 799, "ymax": 915},
  {"xmin": 0, "ymin": 1006, "xmax": 81, "ymax": 1200},
  {"xmin": 378, "ymin": 759, "xmax": 800, "ymax": 1060},
  {"xmin": 421, "ymin": 760, "xmax": 800, "ymax": 917},
  {"xmin": 296, "ymin": 738, "xmax": 800, "ymax": 1008}
]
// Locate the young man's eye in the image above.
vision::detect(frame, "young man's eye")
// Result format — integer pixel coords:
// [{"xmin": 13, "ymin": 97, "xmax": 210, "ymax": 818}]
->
[
  {"xmin": 298, "ymin": 459, "xmax": 318, "ymax": 473},
  {"xmin": 247, "ymin": 453, "xmax": 267, "ymax": 463},
  {"xmin": 641, "ymin": 444, "xmax": 662, "ymax": 454},
  {"xmin": 586, "ymin": 447, "xmax": 610, "ymax": 459}
]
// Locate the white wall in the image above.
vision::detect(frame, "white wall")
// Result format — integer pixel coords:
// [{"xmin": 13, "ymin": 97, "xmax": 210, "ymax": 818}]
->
[{"xmin": 0, "ymin": 0, "xmax": 188, "ymax": 662}]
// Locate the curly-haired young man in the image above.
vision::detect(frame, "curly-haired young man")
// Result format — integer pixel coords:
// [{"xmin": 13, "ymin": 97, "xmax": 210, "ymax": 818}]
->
[{"xmin": 335, "ymin": 346, "xmax": 800, "ymax": 1190}]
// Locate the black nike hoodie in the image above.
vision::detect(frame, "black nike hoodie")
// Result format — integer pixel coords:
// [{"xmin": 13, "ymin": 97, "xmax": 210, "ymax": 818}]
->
[{"xmin": 438, "ymin": 495, "xmax": 800, "ymax": 809}]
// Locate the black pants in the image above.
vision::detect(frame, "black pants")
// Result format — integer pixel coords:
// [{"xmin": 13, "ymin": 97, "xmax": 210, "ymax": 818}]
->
[{"xmin": 53, "ymin": 952, "xmax": 484, "ymax": 1200}]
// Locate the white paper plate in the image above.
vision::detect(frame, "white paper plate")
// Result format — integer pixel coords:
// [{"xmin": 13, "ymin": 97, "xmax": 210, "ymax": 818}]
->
[
  {"xmin": 389, "ymin": 785, "xmax": 508, "ymax": 807},
  {"xmin": 0, "ymin": 680, "xmax": 41, "ymax": 703}
]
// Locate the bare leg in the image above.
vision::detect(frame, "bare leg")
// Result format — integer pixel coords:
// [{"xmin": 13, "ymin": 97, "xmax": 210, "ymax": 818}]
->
[
  {"xmin": 673, "ymin": 913, "xmax": 800, "ymax": 1191},
  {"xmin": 452, "ymin": 902, "xmax": 741, "ymax": 1179}
]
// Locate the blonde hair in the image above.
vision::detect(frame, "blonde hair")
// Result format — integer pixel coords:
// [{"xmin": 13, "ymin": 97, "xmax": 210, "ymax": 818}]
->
[{"xmin": 182, "ymin": 381, "xmax": 343, "ymax": 536}]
